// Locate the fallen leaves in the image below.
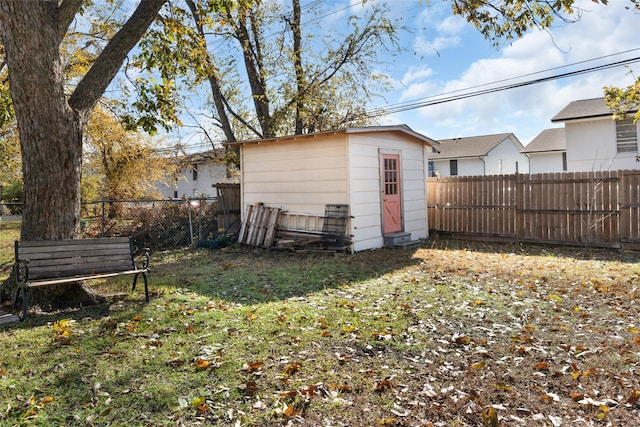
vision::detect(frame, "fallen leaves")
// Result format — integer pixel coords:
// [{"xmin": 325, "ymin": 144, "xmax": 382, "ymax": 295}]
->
[
  {"xmin": 6, "ymin": 242, "xmax": 640, "ymax": 426},
  {"xmin": 51, "ymin": 319, "xmax": 72, "ymax": 346}
]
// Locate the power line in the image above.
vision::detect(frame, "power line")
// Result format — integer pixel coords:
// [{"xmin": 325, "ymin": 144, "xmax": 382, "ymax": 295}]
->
[
  {"xmin": 167, "ymin": 51, "xmax": 640, "ymax": 154},
  {"xmin": 366, "ymin": 54, "xmax": 640, "ymax": 118},
  {"xmin": 380, "ymin": 48, "xmax": 640, "ymax": 112}
]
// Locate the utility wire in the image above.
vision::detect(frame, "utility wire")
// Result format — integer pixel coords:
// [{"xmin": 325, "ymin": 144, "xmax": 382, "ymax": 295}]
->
[
  {"xmin": 159, "ymin": 50, "xmax": 640, "ymax": 154},
  {"xmin": 366, "ymin": 55, "xmax": 640, "ymax": 118},
  {"xmin": 380, "ymin": 48, "xmax": 640, "ymax": 112}
]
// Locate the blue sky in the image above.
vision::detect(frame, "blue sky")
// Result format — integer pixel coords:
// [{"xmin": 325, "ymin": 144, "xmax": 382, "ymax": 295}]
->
[{"xmin": 324, "ymin": 0, "xmax": 640, "ymax": 145}]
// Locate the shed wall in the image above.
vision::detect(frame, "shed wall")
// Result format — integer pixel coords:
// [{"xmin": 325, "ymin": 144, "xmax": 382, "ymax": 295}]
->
[
  {"xmin": 241, "ymin": 135, "xmax": 349, "ymax": 213},
  {"xmin": 347, "ymin": 132, "xmax": 428, "ymax": 251}
]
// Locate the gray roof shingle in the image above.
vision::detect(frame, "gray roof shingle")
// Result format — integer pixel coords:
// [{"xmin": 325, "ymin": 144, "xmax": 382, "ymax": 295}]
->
[
  {"xmin": 550, "ymin": 97, "xmax": 637, "ymax": 122},
  {"xmin": 430, "ymin": 133, "xmax": 519, "ymax": 159},
  {"xmin": 522, "ymin": 128, "xmax": 566, "ymax": 153}
]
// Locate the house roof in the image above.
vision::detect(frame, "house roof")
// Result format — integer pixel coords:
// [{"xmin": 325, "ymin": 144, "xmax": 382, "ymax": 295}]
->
[
  {"xmin": 225, "ymin": 124, "xmax": 440, "ymax": 148},
  {"xmin": 550, "ymin": 97, "xmax": 639, "ymax": 122},
  {"xmin": 522, "ymin": 128, "xmax": 566, "ymax": 153},
  {"xmin": 430, "ymin": 133, "xmax": 521, "ymax": 160},
  {"xmin": 168, "ymin": 148, "xmax": 228, "ymax": 166}
]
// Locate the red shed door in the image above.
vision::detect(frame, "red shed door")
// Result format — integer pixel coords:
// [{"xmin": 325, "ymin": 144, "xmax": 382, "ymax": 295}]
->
[{"xmin": 382, "ymin": 154, "xmax": 402, "ymax": 234}]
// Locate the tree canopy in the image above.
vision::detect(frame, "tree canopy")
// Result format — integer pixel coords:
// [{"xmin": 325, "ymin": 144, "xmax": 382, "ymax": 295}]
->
[{"xmin": 122, "ymin": 0, "xmax": 401, "ymax": 143}]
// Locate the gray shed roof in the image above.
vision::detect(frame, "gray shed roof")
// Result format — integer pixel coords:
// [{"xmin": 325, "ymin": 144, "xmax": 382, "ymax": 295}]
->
[
  {"xmin": 430, "ymin": 133, "xmax": 520, "ymax": 160},
  {"xmin": 226, "ymin": 124, "xmax": 439, "ymax": 147},
  {"xmin": 550, "ymin": 97, "xmax": 637, "ymax": 122},
  {"xmin": 522, "ymin": 128, "xmax": 566, "ymax": 153}
]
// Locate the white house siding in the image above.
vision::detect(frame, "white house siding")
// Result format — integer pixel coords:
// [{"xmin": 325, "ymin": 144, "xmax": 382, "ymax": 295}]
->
[
  {"xmin": 240, "ymin": 135, "xmax": 349, "ymax": 213},
  {"xmin": 347, "ymin": 132, "xmax": 428, "ymax": 252},
  {"xmin": 529, "ymin": 153, "xmax": 565, "ymax": 174},
  {"xmin": 157, "ymin": 162, "xmax": 232, "ymax": 198},
  {"xmin": 433, "ymin": 158, "xmax": 485, "ymax": 176},
  {"xmin": 565, "ymin": 118, "xmax": 640, "ymax": 172},
  {"xmin": 485, "ymin": 137, "xmax": 529, "ymax": 175}
]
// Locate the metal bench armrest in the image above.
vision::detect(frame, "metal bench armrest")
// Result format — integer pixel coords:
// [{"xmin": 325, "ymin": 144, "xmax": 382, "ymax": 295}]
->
[
  {"xmin": 133, "ymin": 247, "xmax": 150, "ymax": 270},
  {"xmin": 14, "ymin": 258, "xmax": 29, "ymax": 283}
]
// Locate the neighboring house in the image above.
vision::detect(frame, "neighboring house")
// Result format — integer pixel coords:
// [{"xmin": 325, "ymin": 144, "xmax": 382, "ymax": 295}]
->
[
  {"xmin": 156, "ymin": 149, "xmax": 238, "ymax": 198},
  {"xmin": 429, "ymin": 133, "xmax": 529, "ymax": 176},
  {"xmin": 228, "ymin": 125, "xmax": 439, "ymax": 252},
  {"xmin": 551, "ymin": 97, "xmax": 639, "ymax": 172},
  {"xmin": 522, "ymin": 128, "xmax": 567, "ymax": 174}
]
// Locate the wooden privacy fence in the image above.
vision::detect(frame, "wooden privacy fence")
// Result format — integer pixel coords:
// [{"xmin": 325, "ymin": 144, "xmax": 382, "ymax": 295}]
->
[{"xmin": 427, "ymin": 170, "xmax": 640, "ymax": 250}]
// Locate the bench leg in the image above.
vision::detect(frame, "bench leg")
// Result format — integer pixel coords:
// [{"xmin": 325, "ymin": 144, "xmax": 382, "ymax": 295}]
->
[
  {"xmin": 132, "ymin": 273, "xmax": 150, "ymax": 302},
  {"xmin": 13, "ymin": 285, "xmax": 28, "ymax": 321},
  {"xmin": 22, "ymin": 287, "xmax": 28, "ymax": 321},
  {"xmin": 142, "ymin": 272, "xmax": 149, "ymax": 302}
]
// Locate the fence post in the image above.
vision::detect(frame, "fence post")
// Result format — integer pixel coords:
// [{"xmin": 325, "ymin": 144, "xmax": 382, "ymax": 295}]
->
[
  {"xmin": 100, "ymin": 201, "xmax": 105, "ymax": 237},
  {"xmin": 198, "ymin": 198, "xmax": 203, "ymax": 241},
  {"xmin": 515, "ymin": 173, "xmax": 523, "ymax": 244},
  {"xmin": 188, "ymin": 200, "xmax": 194, "ymax": 245}
]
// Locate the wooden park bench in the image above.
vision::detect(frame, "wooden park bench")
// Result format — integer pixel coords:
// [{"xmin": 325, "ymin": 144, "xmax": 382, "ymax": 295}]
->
[{"xmin": 13, "ymin": 237, "xmax": 150, "ymax": 320}]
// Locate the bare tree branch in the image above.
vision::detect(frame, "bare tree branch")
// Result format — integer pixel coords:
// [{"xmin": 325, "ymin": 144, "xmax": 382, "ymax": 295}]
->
[{"xmin": 69, "ymin": 0, "xmax": 167, "ymax": 115}]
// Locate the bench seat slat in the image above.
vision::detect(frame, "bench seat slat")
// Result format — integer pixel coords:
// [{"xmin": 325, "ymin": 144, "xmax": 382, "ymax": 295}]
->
[
  {"xmin": 17, "ymin": 237, "xmax": 130, "ymax": 248},
  {"xmin": 24, "ymin": 255, "xmax": 133, "ymax": 269},
  {"xmin": 26, "ymin": 269, "xmax": 148, "ymax": 287},
  {"xmin": 27, "ymin": 262, "xmax": 137, "ymax": 279}
]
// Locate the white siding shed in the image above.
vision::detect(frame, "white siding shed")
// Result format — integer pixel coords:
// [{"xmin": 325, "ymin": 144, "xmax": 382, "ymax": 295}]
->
[{"xmin": 231, "ymin": 125, "xmax": 439, "ymax": 252}]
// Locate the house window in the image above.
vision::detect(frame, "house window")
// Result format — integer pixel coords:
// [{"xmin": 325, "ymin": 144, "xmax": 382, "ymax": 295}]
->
[
  {"xmin": 562, "ymin": 152, "xmax": 567, "ymax": 171},
  {"xmin": 192, "ymin": 164, "xmax": 199, "ymax": 181},
  {"xmin": 428, "ymin": 160, "xmax": 435, "ymax": 177},
  {"xmin": 450, "ymin": 159, "xmax": 458, "ymax": 176},
  {"xmin": 616, "ymin": 117, "xmax": 638, "ymax": 153}
]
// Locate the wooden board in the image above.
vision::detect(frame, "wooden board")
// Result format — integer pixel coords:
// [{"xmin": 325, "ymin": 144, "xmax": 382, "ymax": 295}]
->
[{"xmin": 238, "ymin": 205, "xmax": 281, "ymax": 248}]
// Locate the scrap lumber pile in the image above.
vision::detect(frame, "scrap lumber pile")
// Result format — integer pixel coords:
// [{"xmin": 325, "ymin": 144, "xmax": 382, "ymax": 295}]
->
[
  {"xmin": 237, "ymin": 204, "xmax": 280, "ymax": 248},
  {"xmin": 238, "ymin": 204, "xmax": 351, "ymax": 252}
]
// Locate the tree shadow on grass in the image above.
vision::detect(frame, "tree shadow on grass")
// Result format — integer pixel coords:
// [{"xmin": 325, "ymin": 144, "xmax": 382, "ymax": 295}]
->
[
  {"xmin": 150, "ymin": 244, "xmax": 425, "ymax": 306},
  {"xmin": 1, "ymin": 244, "xmax": 425, "ymax": 326},
  {"xmin": 6, "ymin": 238, "xmax": 639, "ymax": 326}
]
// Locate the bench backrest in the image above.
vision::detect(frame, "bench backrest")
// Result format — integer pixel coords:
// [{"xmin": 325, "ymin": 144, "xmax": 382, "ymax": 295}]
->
[{"xmin": 15, "ymin": 237, "xmax": 136, "ymax": 280}]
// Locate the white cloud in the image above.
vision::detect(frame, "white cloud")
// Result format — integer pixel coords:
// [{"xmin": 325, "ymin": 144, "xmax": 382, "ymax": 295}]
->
[
  {"xmin": 412, "ymin": 4, "xmax": 469, "ymax": 57},
  {"xmin": 401, "ymin": 67, "xmax": 435, "ymax": 85},
  {"xmin": 398, "ymin": 0, "xmax": 640, "ymax": 142},
  {"xmin": 414, "ymin": 35, "xmax": 462, "ymax": 56},
  {"xmin": 437, "ymin": 15, "xmax": 467, "ymax": 34}
]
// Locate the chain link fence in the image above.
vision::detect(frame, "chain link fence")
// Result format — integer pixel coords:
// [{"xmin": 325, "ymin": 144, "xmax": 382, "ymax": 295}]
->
[{"xmin": 1, "ymin": 197, "xmax": 239, "ymax": 251}]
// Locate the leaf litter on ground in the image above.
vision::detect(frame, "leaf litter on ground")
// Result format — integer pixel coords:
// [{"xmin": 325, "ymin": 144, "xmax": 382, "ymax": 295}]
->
[{"xmin": 1, "ymin": 240, "xmax": 640, "ymax": 426}]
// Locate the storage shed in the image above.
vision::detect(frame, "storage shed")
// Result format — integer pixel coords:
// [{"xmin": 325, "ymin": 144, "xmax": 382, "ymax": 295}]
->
[{"xmin": 228, "ymin": 125, "xmax": 439, "ymax": 252}]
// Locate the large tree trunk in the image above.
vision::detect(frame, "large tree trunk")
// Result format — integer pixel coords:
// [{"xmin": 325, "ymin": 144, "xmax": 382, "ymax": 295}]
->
[
  {"xmin": 0, "ymin": 0, "xmax": 166, "ymax": 311},
  {"xmin": 1, "ymin": 1, "xmax": 83, "ymax": 240},
  {"xmin": 0, "ymin": 1, "xmax": 97, "ymax": 309}
]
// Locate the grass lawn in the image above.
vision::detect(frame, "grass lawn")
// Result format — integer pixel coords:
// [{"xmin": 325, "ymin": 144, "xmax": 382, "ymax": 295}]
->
[{"xmin": 1, "ymin": 236, "xmax": 640, "ymax": 426}]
